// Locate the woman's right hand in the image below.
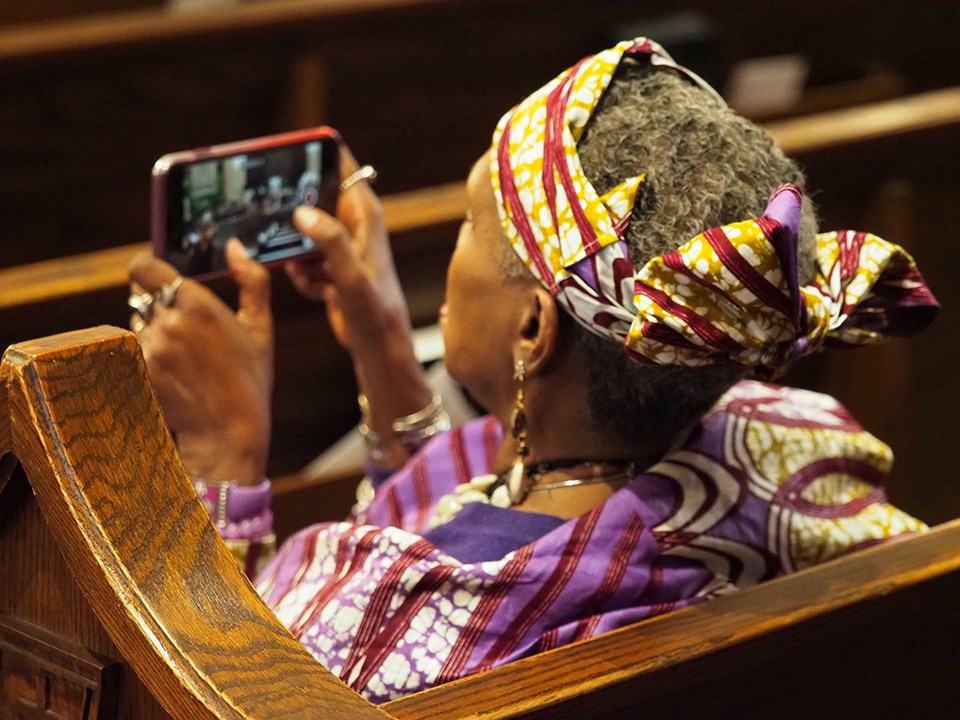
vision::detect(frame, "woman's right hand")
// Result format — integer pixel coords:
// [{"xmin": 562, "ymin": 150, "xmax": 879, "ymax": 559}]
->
[
  {"xmin": 287, "ymin": 145, "xmax": 410, "ymax": 354},
  {"xmin": 129, "ymin": 241, "xmax": 274, "ymax": 487}
]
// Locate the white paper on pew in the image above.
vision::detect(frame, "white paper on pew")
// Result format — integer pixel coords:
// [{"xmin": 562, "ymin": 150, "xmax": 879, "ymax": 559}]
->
[{"xmin": 726, "ymin": 54, "xmax": 810, "ymax": 119}]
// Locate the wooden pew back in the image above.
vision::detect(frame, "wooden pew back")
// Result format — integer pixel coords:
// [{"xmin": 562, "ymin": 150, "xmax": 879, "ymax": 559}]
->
[
  {"xmin": 2, "ymin": 326, "xmax": 959, "ymax": 718},
  {"xmin": 0, "ymin": 326, "xmax": 387, "ymax": 719},
  {"xmin": 4, "ymin": 0, "xmax": 960, "ymax": 268}
]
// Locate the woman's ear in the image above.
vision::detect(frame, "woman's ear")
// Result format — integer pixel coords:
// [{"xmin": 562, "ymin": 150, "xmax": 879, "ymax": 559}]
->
[{"xmin": 513, "ymin": 286, "xmax": 559, "ymax": 376}]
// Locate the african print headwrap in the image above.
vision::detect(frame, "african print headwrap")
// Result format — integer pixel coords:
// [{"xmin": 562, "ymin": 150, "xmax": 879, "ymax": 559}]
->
[{"xmin": 491, "ymin": 38, "xmax": 938, "ymax": 370}]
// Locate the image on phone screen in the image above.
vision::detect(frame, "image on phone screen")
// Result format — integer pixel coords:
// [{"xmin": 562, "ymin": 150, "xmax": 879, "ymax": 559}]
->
[{"xmin": 161, "ymin": 137, "xmax": 339, "ymax": 277}]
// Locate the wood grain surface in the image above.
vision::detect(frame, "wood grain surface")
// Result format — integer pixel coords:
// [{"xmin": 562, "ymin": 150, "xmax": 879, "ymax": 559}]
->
[
  {"xmin": 2, "ymin": 328, "xmax": 958, "ymax": 718},
  {"xmin": 2, "ymin": 326, "xmax": 391, "ymax": 719}
]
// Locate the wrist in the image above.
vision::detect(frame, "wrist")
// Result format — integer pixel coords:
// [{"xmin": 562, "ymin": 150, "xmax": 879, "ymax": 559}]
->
[
  {"xmin": 359, "ymin": 391, "xmax": 450, "ymax": 467},
  {"xmin": 352, "ymin": 330, "xmax": 432, "ymax": 430},
  {"xmin": 193, "ymin": 477, "xmax": 273, "ymax": 543},
  {"xmin": 178, "ymin": 426, "xmax": 269, "ymax": 488}
]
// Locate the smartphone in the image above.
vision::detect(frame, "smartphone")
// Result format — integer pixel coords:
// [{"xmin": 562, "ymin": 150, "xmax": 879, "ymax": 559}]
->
[{"xmin": 151, "ymin": 127, "xmax": 340, "ymax": 279}]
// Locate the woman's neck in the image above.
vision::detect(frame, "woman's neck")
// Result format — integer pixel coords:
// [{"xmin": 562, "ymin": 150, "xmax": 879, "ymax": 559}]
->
[
  {"xmin": 514, "ymin": 460, "xmax": 638, "ymax": 518},
  {"xmin": 490, "ymin": 398, "xmax": 686, "ymax": 519},
  {"xmin": 487, "ymin": 346, "xmax": 692, "ymax": 518},
  {"xmin": 492, "ymin": 381, "xmax": 680, "ymax": 475}
]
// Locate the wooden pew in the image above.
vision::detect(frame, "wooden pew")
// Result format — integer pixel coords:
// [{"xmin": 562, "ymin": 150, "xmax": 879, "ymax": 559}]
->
[
  {"xmin": 2, "ymin": 326, "xmax": 959, "ymax": 718},
  {"xmin": 0, "ymin": 327, "xmax": 388, "ymax": 719},
  {"xmin": 0, "ymin": 1, "xmax": 156, "ymax": 28}
]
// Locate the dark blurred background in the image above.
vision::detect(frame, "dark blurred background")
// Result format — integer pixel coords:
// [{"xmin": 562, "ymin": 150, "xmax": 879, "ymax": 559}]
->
[{"xmin": 1, "ymin": 0, "xmax": 958, "ymax": 523}]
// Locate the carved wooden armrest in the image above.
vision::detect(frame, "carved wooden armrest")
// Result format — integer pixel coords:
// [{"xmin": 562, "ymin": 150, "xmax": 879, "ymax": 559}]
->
[
  {"xmin": 1, "ymin": 326, "xmax": 390, "ymax": 719},
  {"xmin": 3, "ymin": 326, "xmax": 959, "ymax": 719}
]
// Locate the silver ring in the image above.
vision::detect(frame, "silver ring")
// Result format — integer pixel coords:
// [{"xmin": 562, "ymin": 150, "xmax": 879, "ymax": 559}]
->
[
  {"xmin": 155, "ymin": 276, "xmax": 183, "ymax": 308},
  {"xmin": 128, "ymin": 292, "xmax": 154, "ymax": 322},
  {"xmin": 339, "ymin": 165, "xmax": 377, "ymax": 193}
]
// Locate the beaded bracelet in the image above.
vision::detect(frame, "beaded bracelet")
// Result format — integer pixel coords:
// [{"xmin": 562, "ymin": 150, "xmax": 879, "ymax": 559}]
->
[{"xmin": 192, "ymin": 478, "xmax": 272, "ymax": 537}]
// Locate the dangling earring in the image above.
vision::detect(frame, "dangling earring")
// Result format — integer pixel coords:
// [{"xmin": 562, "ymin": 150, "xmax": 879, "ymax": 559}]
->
[{"xmin": 507, "ymin": 359, "xmax": 529, "ymax": 504}]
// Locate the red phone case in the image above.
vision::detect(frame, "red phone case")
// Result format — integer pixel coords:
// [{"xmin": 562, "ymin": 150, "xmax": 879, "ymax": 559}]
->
[{"xmin": 151, "ymin": 126, "xmax": 341, "ymax": 280}]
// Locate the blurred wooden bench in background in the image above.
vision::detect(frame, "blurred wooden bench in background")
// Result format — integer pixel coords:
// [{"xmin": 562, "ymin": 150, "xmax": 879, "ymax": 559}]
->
[
  {"xmin": 6, "ymin": 87, "xmax": 959, "ymax": 532},
  {"xmin": 3, "ymin": 0, "xmax": 960, "ymax": 267},
  {"xmin": 2, "ymin": 326, "xmax": 958, "ymax": 719},
  {"xmin": 4, "ymin": 0, "xmax": 960, "ymax": 512}
]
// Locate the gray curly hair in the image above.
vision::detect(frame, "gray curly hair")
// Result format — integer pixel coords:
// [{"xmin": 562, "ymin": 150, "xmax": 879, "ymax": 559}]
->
[{"xmin": 501, "ymin": 60, "xmax": 818, "ymax": 445}]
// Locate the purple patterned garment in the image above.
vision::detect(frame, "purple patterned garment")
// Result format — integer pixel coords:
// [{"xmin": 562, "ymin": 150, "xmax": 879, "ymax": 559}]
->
[{"xmin": 254, "ymin": 381, "xmax": 924, "ymax": 703}]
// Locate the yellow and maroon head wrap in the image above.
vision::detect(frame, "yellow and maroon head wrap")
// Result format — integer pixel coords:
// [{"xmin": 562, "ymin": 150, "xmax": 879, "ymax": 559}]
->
[{"xmin": 491, "ymin": 38, "xmax": 938, "ymax": 370}]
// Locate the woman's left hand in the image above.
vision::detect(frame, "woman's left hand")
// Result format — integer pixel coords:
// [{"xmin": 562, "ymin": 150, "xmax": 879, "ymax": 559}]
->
[
  {"xmin": 285, "ymin": 144, "xmax": 433, "ymax": 462},
  {"xmin": 129, "ymin": 239, "xmax": 274, "ymax": 486},
  {"xmin": 285, "ymin": 144, "xmax": 410, "ymax": 356}
]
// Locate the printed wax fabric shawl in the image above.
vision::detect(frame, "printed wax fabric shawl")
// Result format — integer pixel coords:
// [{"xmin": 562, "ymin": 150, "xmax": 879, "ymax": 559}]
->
[{"xmin": 255, "ymin": 383, "xmax": 926, "ymax": 703}]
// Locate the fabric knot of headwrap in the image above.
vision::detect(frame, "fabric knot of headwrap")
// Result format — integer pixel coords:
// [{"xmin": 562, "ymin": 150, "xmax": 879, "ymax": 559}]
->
[{"xmin": 491, "ymin": 38, "xmax": 939, "ymax": 370}]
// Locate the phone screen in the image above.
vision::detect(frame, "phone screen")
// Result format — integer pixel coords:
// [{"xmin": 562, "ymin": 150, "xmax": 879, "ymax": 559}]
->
[{"xmin": 160, "ymin": 135, "xmax": 339, "ymax": 277}]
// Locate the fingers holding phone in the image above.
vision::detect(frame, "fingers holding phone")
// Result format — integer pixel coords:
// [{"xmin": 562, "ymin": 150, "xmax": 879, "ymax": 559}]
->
[
  {"xmin": 152, "ymin": 127, "xmax": 340, "ymax": 281},
  {"xmin": 285, "ymin": 141, "xmax": 433, "ymax": 462},
  {"xmin": 287, "ymin": 143, "xmax": 410, "ymax": 355},
  {"xmin": 145, "ymin": 129, "xmax": 426, "ymax": 473},
  {"xmin": 225, "ymin": 239, "xmax": 274, "ymax": 347},
  {"xmin": 150, "ymin": 127, "xmax": 406, "ymax": 355},
  {"xmin": 129, "ymin": 247, "xmax": 273, "ymax": 487},
  {"xmin": 285, "ymin": 140, "xmax": 378, "ymax": 299}
]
